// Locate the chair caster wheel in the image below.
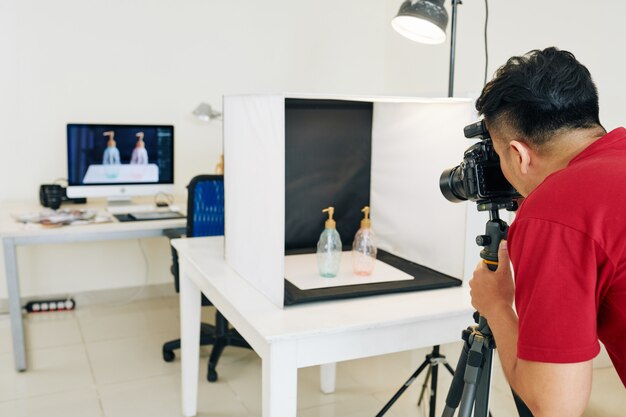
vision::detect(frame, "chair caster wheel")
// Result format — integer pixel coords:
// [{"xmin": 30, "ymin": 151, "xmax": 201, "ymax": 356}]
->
[
  {"xmin": 163, "ymin": 350, "xmax": 176, "ymax": 362},
  {"xmin": 208, "ymin": 366, "xmax": 218, "ymax": 382}
]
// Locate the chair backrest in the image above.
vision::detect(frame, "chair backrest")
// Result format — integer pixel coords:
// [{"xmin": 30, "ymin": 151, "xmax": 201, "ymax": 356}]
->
[{"xmin": 186, "ymin": 175, "xmax": 224, "ymax": 238}]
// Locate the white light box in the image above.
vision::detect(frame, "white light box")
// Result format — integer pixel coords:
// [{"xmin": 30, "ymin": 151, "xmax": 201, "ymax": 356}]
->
[{"xmin": 224, "ymin": 94, "xmax": 474, "ymax": 308}]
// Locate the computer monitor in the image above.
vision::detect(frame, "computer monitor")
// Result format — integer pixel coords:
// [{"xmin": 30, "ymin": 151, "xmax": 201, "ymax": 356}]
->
[{"xmin": 66, "ymin": 123, "xmax": 175, "ymax": 202}]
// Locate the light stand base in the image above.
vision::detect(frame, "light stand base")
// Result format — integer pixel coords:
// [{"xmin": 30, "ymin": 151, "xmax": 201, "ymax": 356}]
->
[{"xmin": 375, "ymin": 345, "xmax": 455, "ymax": 417}]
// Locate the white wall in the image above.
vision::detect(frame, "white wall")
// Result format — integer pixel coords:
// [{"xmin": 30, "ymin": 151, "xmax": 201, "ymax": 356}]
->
[
  {"xmin": 1, "ymin": 0, "xmax": 625, "ymax": 302},
  {"xmin": 0, "ymin": 0, "xmax": 389, "ymax": 301},
  {"xmin": 384, "ymin": 0, "xmax": 626, "ymax": 130}
]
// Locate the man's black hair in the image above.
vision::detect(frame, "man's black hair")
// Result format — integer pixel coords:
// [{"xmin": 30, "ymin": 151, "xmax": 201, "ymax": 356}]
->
[{"xmin": 476, "ymin": 47, "xmax": 602, "ymax": 149}]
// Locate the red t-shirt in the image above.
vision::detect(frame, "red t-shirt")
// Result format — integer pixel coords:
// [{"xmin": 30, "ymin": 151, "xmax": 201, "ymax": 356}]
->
[{"xmin": 508, "ymin": 127, "xmax": 626, "ymax": 387}]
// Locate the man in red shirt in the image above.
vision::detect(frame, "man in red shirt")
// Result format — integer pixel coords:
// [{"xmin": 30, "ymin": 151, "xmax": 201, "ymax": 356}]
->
[{"xmin": 469, "ymin": 47, "xmax": 626, "ymax": 416}]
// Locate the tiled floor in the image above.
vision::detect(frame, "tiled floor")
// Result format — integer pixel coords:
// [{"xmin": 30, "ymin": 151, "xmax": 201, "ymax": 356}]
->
[{"xmin": 0, "ymin": 295, "xmax": 624, "ymax": 417}]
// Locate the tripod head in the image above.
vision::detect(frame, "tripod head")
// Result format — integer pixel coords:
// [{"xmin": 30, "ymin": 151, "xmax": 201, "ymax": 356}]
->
[
  {"xmin": 475, "ymin": 201, "xmax": 513, "ymax": 271},
  {"xmin": 473, "ymin": 201, "xmax": 513, "ymax": 337}
]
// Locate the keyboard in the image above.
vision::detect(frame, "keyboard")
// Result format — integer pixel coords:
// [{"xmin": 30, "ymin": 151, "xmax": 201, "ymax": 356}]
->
[
  {"xmin": 128, "ymin": 211, "xmax": 185, "ymax": 221},
  {"xmin": 113, "ymin": 211, "xmax": 185, "ymax": 222},
  {"xmin": 106, "ymin": 204, "xmax": 157, "ymax": 214}
]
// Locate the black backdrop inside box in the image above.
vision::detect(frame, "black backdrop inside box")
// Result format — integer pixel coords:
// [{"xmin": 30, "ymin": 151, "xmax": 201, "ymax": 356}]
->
[
  {"xmin": 285, "ymin": 99, "xmax": 372, "ymax": 252},
  {"xmin": 283, "ymin": 98, "xmax": 461, "ymax": 305}
]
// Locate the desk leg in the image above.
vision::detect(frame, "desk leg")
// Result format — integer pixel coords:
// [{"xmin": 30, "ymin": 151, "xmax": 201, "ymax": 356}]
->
[
  {"xmin": 3, "ymin": 238, "xmax": 26, "ymax": 372},
  {"xmin": 180, "ymin": 264, "xmax": 201, "ymax": 417},
  {"xmin": 320, "ymin": 363, "xmax": 337, "ymax": 394},
  {"xmin": 263, "ymin": 342, "xmax": 298, "ymax": 417}
]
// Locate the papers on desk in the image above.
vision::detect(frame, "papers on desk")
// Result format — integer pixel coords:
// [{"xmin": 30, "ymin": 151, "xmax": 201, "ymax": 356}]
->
[
  {"xmin": 12, "ymin": 209, "xmax": 113, "ymax": 227},
  {"xmin": 284, "ymin": 252, "xmax": 413, "ymax": 290}
]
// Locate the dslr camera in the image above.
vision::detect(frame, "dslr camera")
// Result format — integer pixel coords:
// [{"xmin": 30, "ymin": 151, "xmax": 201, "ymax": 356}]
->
[
  {"xmin": 39, "ymin": 184, "xmax": 65, "ymax": 210},
  {"xmin": 39, "ymin": 184, "xmax": 86, "ymax": 210},
  {"xmin": 439, "ymin": 120, "xmax": 520, "ymax": 210}
]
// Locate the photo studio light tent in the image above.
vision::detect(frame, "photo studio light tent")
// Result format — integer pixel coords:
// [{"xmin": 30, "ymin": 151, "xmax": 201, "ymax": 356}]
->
[{"xmin": 224, "ymin": 94, "xmax": 474, "ymax": 308}]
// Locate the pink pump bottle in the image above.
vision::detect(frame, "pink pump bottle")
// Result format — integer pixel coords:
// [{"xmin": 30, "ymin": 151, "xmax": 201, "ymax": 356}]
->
[{"xmin": 352, "ymin": 206, "xmax": 377, "ymax": 276}]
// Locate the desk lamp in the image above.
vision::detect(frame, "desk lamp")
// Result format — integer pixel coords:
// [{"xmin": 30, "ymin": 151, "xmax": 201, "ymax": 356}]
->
[
  {"xmin": 392, "ymin": 0, "xmax": 461, "ymax": 97},
  {"xmin": 192, "ymin": 102, "xmax": 224, "ymax": 174}
]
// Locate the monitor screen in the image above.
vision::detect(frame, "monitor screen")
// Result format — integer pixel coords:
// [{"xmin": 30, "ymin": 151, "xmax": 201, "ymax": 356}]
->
[{"xmin": 66, "ymin": 123, "xmax": 174, "ymax": 199}]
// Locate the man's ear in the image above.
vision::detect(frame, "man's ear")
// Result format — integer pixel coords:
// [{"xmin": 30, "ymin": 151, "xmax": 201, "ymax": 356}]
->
[{"xmin": 509, "ymin": 140, "xmax": 532, "ymax": 174}]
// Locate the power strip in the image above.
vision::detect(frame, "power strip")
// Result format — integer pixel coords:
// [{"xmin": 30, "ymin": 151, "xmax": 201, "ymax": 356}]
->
[{"xmin": 24, "ymin": 298, "xmax": 76, "ymax": 313}]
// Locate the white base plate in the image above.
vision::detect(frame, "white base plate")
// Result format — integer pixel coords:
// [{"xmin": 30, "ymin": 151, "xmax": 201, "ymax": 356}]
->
[{"xmin": 285, "ymin": 252, "xmax": 413, "ymax": 290}]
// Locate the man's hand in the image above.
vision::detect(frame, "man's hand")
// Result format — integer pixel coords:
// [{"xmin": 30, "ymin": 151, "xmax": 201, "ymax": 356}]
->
[{"xmin": 469, "ymin": 240, "xmax": 515, "ymax": 321}]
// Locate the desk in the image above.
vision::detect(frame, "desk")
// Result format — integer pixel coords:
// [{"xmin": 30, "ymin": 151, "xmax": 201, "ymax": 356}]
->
[
  {"xmin": 173, "ymin": 236, "xmax": 474, "ymax": 417},
  {"xmin": 0, "ymin": 200, "xmax": 186, "ymax": 372}
]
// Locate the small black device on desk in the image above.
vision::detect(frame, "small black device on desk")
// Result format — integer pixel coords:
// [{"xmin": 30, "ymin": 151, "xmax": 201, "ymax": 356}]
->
[
  {"xmin": 114, "ymin": 211, "xmax": 186, "ymax": 222},
  {"xmin": 39, "ymin": 184, "xmax": 86, "ymax": 209}
]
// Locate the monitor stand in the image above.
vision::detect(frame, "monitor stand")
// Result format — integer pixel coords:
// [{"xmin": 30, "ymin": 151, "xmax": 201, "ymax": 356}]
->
[{"xmin": 105, "ymin": 197, "xmax": 156, "ymax": 214}]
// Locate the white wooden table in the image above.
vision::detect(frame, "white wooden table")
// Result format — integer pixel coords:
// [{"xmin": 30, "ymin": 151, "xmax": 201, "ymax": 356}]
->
[
  {"xmin": 173, "ymin": 236, "xmax": 474, "ymax": 417},
  {"xmin": 0, "ymin": 200, "xmax": 186, "ymax": 371}
]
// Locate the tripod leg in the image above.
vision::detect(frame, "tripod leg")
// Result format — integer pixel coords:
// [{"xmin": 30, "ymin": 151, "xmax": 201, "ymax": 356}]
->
[
  {"xmin": 458, "ymin": 382, "xmax": 478, "ymax": 417},
  {"xmin": 473, "ymin": 348, "xmax": 493, "ymax": 417},
  {"xmin": 375, "ymin": 359, "xmax": 430, "ymax": 417},
  {"xmin": 417, "ymin": 366, "xmax": 432, "ymax": 407},
  {"xmin": 429, "ymin": 357, "xmax": 439, "ymax": 417},
  {"xmin": 442, "ymin": 342, "xmax": 469, "ymax": 417},
  {"xmin": 457, "ymin": 334, "xmax": 488, "ymax": 417}
]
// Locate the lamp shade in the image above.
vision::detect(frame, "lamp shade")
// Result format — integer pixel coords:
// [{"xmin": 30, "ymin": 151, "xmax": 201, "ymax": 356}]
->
[{"xmin": 392, "ymin": 0, "xmax": 448, "ymax": 44}]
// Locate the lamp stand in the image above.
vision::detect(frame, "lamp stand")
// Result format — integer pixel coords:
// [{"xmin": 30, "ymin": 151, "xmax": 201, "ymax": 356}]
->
[
  {"xmin": 378, "ymin": 3, "xmax": 463, "ymax": 416},
  {"xmin": 448, "ymin": 0, "xmax": 461, "ymax": 97}
]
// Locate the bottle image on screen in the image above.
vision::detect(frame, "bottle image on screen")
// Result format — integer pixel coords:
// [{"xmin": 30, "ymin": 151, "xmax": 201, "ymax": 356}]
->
[
  {"xmin": 102, "ymin": 131, "xmax": 121, "ymax": 179},
  {"xmin": 316, "ymin": 207, "xmax": 342, "ymax": 278}
]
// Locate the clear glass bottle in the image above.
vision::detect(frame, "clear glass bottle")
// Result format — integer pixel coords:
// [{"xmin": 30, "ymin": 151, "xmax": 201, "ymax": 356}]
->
[
  {"xmin": 317, "ymin": 207, "xmax": 342, "ymax": 278},
  {"xmin": 352, "ymin": 206, "xmax": 377, "ymax": 276}
]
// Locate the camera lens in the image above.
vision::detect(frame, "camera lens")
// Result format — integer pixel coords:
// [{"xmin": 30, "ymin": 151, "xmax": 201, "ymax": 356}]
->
[
  {"xmin": 48, "ymin": 196, "xmax": 62, "ymax": 210},
  {"xmin": 439, "ymin": 166, "xmax": 468, "ymax": 203}
]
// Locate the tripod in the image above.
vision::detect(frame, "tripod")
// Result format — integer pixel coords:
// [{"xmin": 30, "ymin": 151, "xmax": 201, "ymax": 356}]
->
[
  {"xmin": 375, "ymin": 203, "xmax": 510, "ymax": 417},
  {"xmin": 442, "ymin": 203, "xmax": 533, "ymax": 417},
  {"xmin": 376, "ymin": 201, "xmax": 534, "ymax": 417},
  {"xmin": 375, "ymin": 345, "xmax": 455, "ymax": 417}
]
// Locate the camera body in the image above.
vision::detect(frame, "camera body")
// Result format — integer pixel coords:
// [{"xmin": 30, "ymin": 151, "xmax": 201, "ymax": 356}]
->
[
  {"xmin": 39, "ymin": 184, "xmax": 65, "ymax": 209},
  {"xmin": 39, "ymin": 184, "xmax": 87, "ymax": 209},
  {"xmin": 439, "ymin": 120, "xmax": 520, "ymax": 206}
]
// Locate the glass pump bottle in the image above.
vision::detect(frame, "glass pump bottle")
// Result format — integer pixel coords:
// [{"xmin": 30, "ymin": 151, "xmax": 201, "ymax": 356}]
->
[
  {"xmin": 352, "ymin": 206, "xmax": 377, "ymax": 276},
  {"xmin": 316, "ymin": 207, "xmax": 342, "ymax": 278}
]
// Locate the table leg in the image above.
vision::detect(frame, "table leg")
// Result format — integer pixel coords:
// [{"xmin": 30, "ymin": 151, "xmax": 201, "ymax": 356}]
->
[
  {"xmin": 180, "ymin": 263, "xmax": 201, "ymax": 417},
  {"xmin": 3, "ymin": 238, "xmax": 26, "ymax": 372},
  {"xmin": 320, "ymin": 362, "xmax": 337, "ymax": 394},
  {"xmin": 262, "ymin": 342, "xmax": 298, "ymax": 417}
]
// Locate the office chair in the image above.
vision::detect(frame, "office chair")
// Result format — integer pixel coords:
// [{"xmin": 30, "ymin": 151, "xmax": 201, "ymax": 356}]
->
[{"xmin": 162, "ymin": 174, "xmax": 251, "ymax": 382}]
